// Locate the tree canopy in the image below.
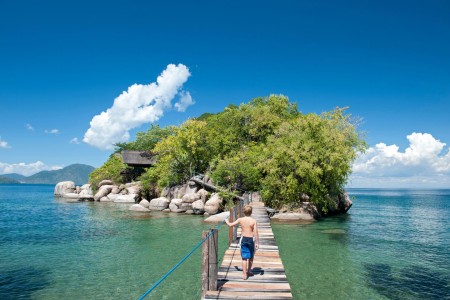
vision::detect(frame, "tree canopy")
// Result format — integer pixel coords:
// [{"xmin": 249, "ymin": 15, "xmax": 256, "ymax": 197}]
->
[{"xmin": 90, "ymin": 95, "xmax": 366, "ymax": 211}]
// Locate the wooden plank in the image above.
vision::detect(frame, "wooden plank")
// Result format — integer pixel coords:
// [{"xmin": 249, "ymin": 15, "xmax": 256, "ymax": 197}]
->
[
  {"xmin": 204, "ymin": 200, "xmax": 292, "ymax": 300},
  {"xmin": 204, "ymin": 291, "xmax": 293, "ymax": 299}
]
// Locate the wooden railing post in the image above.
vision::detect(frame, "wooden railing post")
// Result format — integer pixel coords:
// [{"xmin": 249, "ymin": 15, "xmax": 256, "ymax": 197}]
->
[
  {"xmin": 233, "ymin": 208, "xmax": 237, "ymax": 242},
  {"xmin": 201, "ymin": 230, "xmax": 209, "ymax": 298},
  {"xmin": 228, "ymin": 207, "xmax": 234, "ymax": 246},
  {"xmin": 236, "ymin": 200, "xmax": 241, "ymax": 218},
  {"xmin": 239, "ymin": 199, "xmax": 244, "ymax": 217},
  {"xmin": 202, "ymin": 229, "xmax": 219, "ymax": 297},
  {"xmin": 208, "ymin": 229, "xmax": 218, "ymax": 292}
]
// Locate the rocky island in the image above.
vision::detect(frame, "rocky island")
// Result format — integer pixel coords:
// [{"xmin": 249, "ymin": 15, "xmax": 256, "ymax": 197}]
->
[{"xmin": 61, "ymin": 95, "xmax": 365, "ymax": 222}]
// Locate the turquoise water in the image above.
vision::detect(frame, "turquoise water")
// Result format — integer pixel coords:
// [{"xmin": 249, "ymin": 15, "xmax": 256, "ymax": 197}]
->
[
  {"xmin": 274, "ymin": 189, "xmax": 450, "ymax": 299},
  {"xmin": 0, "ymin": 184, "xmax": 229, "ymax": 300},
  {"xmin": 1, "ymin": 185, "xmax": 449, "ymax": 299}
]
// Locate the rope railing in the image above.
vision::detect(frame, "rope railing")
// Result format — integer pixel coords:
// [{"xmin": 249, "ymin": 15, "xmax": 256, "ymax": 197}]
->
[
  {"xmin": 137, "ymin": 173, "xmax": 255, "ymax": 299},
  {"xmin": 137, "ymin": 218, "xmax": 228, "ymax": 300}
]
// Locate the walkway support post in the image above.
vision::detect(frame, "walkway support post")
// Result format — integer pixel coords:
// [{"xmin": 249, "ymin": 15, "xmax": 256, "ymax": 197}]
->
[
  {"xmin": 208, "ymin": 229, "xmax": 218, "ymax": 292},
  {"xmin": 201, "ymin": 230, "xmax": 209, "ymax": 298},
  {"xmin": 201, "ymin": 229, "xmax": 218, "ymax": 297},
  {"xmin": 228, "ymin": 207, "xmax": 234, "ymax": 246}
]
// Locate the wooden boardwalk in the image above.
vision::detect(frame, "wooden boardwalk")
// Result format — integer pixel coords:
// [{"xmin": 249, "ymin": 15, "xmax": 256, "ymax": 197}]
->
[{"xmin": 204, "ymin": 201, "xmax": 293, "ymax": 299}]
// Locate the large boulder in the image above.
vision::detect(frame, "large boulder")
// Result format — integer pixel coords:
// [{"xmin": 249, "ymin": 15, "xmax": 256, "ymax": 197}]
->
[
  {"xmin": 63, "ymin": 192, "xmax": 79, "ymax": 199},
  {"xmin": 204, "ymin": 212, "xmax": 229, "ymax": 224},
  {"xmin": 114, "ymin": 194, "xmax": 138, "ymax": 203},
  {"xmin": 129, "ymin": 204, "xmax": 150, "ymax": 212},
  {"xmin": 94, "ymin": 185, "xmax": 114, "ymax": 201},
  {"xmin": 125, "ymin": 182, "xmax": 142, "ymax": 195},
  {"xmin": 182, "ymin": 193, "xmax": 201, "ymax": 203},
  {"xmin": 78, "ymin": 184, "xmax": 94, "ymax": 201},
  {"xmin": 186, "ymin": 180, "xmax": 198, "ymax": 194},
  {"xmin": 79, "ymin": 184, "xmax": 93, "ymax": 194},
  {"xmin": 319, "ymin": 192, "xmax": 353, "ymax": 216},
  {"xmin": 204, "ymin": 193, "xmax": 223, "ymax": 215},
  {"xmin": 271, "ymin": 212, "xmax": 315, "ymax": 221},
  {"xmin": 111, "ymin": 186, "xmax": 121, "ymax": 194},
  {"xmin": 169, "ymin": 198, "xmax": 185, "ymax": 213},
  {"xmin": 149, "ymin": 197, "xmax": 170, "ymax": 211},
  {"xmin": 161, "ymin": 187, "xmax": 170, "ymax": 198},
  {"xmin": 107, "ymin": 193, "xmax": 120, "ymax": 202},
  {"xmin": 278, "ymin": 201, "xmax": 320, "ymax": 219},
  {"xmin": 98, "ymin": 180, "xmax": 114, "ymax": 187},
  {"xmin": 78, "ymin": 189, "xmax": 94, "ymax": 201},
  {"xmin": 192, "ymin": 200, "xmax": 205, "ymax": 215},
  {"xmin": 80, "ymin": 183, "xmax": 92, "ymax": 191},
  {"xmin": 164, "ymin": 185, "xmax": 188, "ymax": 200},
  {"xmin": 139, "ymin": 199, "xmax": 150, "ymax": 208},
  {"xmin": 196, "ymin": 189, "xmax": 210, "ymax": 203},
  {"xmin": 54, "ymin": 181, "xmax": 76, "ymax": 197},
  {"xmin": 181, "ymin": 202, "xmax": 193, "ymax": 211}
]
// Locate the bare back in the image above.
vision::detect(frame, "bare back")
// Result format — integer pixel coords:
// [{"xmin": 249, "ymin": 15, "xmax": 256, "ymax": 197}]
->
[{"xmin": 239, "ymin": 216, "xmax": 257, "ymax": 238}]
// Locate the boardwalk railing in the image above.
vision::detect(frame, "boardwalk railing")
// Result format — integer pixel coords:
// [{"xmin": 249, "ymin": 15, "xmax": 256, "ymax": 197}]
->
[
  {"xmin": 201, "ymin": 194, "xmax": 253, "ymax": 297},
  {"xmin": 137, "ymin": 185, "xmax": 254, "ymax": 300}
]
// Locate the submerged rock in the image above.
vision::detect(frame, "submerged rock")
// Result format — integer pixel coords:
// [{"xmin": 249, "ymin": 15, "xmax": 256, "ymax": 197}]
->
[
  {"xmin": 129, "ymin": 204, "xmax": 150, "ymax": 212},
  {"xmin": 63, "ymin": 192, "xmax": 79, "ymax": 199},
  {"xmin": 271, "ymin": 212, "xmax": 315, "ymax": 221},
  {"xmin": 204, "ymin": 211, "xmax": 229, "ymax": 224}
]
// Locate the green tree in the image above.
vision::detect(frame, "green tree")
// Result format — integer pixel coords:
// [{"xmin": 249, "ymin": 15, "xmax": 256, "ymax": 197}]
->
[
  {"xmin": 210, "ymin": 145, "xmax": 262, "ymax": 191},
  {"xmin": 114, "ymin": 125, "xmax": 175, "ymax": 153},
  {"xmin": 89, "ymin": 155, "xmax": 126, "ymax": 189},
  {"xmin": 259, "ymin": 108, "xmax": 366, "ymax": 211},
  {"xmin": 145, "ymin": 119, "xmax": 213, "ymax": 187}
]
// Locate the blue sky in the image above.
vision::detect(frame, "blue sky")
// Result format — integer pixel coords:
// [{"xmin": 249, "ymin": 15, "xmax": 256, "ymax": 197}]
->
[{"xmin": 1, "ymin": 0, "xmax": 449, "ymax": 187}]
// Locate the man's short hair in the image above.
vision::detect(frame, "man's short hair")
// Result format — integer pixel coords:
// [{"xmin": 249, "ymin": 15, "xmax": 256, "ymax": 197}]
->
[{"xmin": 243, "ymin": 205, "xmax": 252, "ymax": 216}]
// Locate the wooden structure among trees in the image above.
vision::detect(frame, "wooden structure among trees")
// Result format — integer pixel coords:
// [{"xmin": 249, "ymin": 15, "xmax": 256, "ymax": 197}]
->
[
  {"xmin": 120, "ymin": 151, "xmax": 157, "ymax": 181},
  {"xmin": 121, "ymin": 150, "xmax": 157, "ymax": 167},
  {"xmin": 202, "ymin": 200, "xmax": 293, "ymax": 299}
]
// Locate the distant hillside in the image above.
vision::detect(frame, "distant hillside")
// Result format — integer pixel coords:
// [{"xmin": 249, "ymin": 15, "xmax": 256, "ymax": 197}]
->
[
  {"xmin": 0, "ymin": 176, "xmax": 20, "ymax": 184},
  {"xmin": 0, "ymin": 164, "xmax": 95, "ymax": 185},
  {"xmin": 1, "ymin": 173, "xmax": 27, "ymax": 182}
]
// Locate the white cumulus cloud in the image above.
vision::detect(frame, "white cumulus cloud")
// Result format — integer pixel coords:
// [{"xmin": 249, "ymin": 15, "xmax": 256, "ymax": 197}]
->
[
  {"xmin": 0, "ymin": 137, "xmax": 10, "ymax": 149},
  {"xmin": 26, "ymin": 123, "xmax": 34, "ymax": 131},
  {"xmin": 83, "ymin": 63, "xmax": 194, "ymax": 150},
  {"xmin": 69, "ymin": 137, "xmax": 80, "ymax": 144},
  {"xmin": 45, "ymin": 129, "xmax": 59, "ymax": 134},
  {"xmin": 350, "ymin": 132, "xmax": 450, "ymax": 188},
  {"xmin": 174, "ymin": 91, "xmax": 195, "ymax": 112},
  {"xmin": 0, "ymin": 161, "xmax": 62, "ymax": 176}
]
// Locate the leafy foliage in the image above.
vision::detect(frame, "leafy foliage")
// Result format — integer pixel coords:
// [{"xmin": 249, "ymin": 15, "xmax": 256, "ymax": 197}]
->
[
  {"xmin": 92, "ymin": 94, "xmax": 366, "ymax": 211},
  {"xmin": 150, "ymin": 119, "xmax": 212, "ymax": 187},
  {"xmin": 89, "ymin": 155, "xmax": 126, "ymax": 188},
  {"xmin": 258, "ymin": 108, "xmax": 366, "ymax": 210},
  {"xmin": 114, "ymin": 125, "xmax": 175, "ymax": 153}
]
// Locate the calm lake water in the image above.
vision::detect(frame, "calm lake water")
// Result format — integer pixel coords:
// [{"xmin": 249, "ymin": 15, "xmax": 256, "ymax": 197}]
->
[{"xmin": 1, "ymin": 185, "xmax": 449, "ymax": 299}]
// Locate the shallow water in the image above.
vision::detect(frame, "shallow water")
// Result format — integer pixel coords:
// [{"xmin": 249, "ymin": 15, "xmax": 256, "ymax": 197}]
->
[
  {"xmin": 0, "ymin": 184, "xmax": 228, "ymax": 300},
  {"xmin": 1, "ymin": 185, "xmax": 449, "ymax": 299},
  {"xmin": 273, "ymin": 189, "xmax": 450, "ymax": 299}
]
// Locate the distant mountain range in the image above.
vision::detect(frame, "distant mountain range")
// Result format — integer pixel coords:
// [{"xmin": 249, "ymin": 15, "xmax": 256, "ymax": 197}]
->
[{"xmin": 0, "ymin": 164, "xmax": 95, "ymax": 185}]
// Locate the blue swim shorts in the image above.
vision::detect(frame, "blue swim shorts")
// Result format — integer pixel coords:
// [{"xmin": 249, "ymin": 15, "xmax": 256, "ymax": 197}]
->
[{"xmin": 240, "ymin": 236, "xmax": 255, "ymax": 259}]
